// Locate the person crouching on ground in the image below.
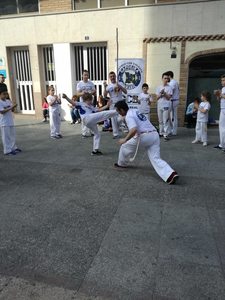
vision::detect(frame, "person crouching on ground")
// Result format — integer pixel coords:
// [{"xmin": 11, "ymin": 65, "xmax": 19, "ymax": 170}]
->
[
  {"xmin": 0, "ymin": 84, "xmax": 22, "ymax": 155},
  {"xmin": 114, "ymin": 100, "xmax": 179, "ymax": 184},
  {"xmin": 62, "ymin": 93, "xmax": 118, "ymax": 155}
]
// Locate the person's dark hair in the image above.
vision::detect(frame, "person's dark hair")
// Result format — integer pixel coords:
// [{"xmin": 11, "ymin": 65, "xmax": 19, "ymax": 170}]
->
[
  {"xmin": 109, "ymin": 71, "xmax": 116, "ymax": 76},
  {"xmin": 114, "ymin": 100, "xmax": 129, "ymax": 112},
  {"xmin": 83, "ymin": 93, "xmax": 92, "ymax": 101},
  {"xmin": 0, "ymin": 83, "xmax": 8, "ymax": 93},
  {"xmin": 83, "ymin": 69, "xmax": 89, "ymax": 74},
  {"xmin": 166, "ymin": 71, "xmax": 174, "ymax": 78},
  {"xmin": 201, "ymin": 91, "xmax": 211, "ymax": 102},
  {"xmin": 221, "ymin": 74, "xmax": 225, "ymax": 79},
  {"xmin": 0, "ymin": 73, "xmax": 5, "ymax": 77},
  {"xmin": 193, "ymin": 97, "xmax": 201, "ymax": 104},
  {"xmin": 162, "ymin": 72, "xmax": 169, "ymax": 79},
  {"xmin": 142, "ymin": 83, "xmax": 149, "ymax": 89}
]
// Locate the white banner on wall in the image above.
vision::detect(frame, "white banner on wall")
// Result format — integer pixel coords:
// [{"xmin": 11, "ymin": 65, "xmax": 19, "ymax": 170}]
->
[{"xmin": 117, "ymin": 58, "xmax": 145, "ymax": 109}]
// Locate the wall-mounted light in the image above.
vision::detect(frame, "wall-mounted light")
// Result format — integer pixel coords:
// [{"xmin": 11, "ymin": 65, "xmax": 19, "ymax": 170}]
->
[
  {"xmin": 170, "ymin": 38, "xmax": 177, "ymax": 59},
  {"xmin": 85, "ymin": 36, "xmax": 89, "ymax": 41}
]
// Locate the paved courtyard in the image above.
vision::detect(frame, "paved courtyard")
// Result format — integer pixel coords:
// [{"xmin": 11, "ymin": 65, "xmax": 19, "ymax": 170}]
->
[{"xmin": 0, "ymin": 117, "xmax": 225, "ymax": 300}]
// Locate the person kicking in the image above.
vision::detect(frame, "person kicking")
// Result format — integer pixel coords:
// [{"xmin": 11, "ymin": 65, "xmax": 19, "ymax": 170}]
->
[{"xmin": 62, "ymin": 93, "xmax": 118, "ymax": 155}]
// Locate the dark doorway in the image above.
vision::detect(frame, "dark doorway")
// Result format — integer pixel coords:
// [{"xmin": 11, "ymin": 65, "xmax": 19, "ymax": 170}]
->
[{"xmin": 187, "ymin": 52, "xmax": 225, "ymax": 123}]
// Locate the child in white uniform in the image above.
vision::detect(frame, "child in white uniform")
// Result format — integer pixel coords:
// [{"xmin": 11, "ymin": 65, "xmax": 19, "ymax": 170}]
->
[
  {"xmin": 114, "ymin": 100, "xmax": 179, "ymax": 184},
  {"xmin": 192, "ymin": 91, "xmax": 211, "ymax": 146},
  {"xmin": 214, "ymin": 74, "xmax": 225, "ymax": 151},
  {"xmin": 47, "ymin": 85, "xmax": 62, "ymax": 139},
  {"xmin": 0, "ymin": 84, "xmax": 21, "ymax": 155},
  {"xmin": 138, "ymin": 83, "xmax": 152, "ymax": 120},
  {"xmin": 62, "ymin": 93, "xmax": 118, "ymax": 155}
]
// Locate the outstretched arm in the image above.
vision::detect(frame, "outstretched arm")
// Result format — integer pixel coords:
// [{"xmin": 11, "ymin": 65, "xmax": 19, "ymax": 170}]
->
[
  {"xmin": 118, "ymin": 127, "xmax": 137, "ymax": 145},
  {"xmin": 62, "ymin": 94, "xmax": 77, "ymax": 106},
  {"xmin": 97, "ymin": 100, "xmax": 112, "ymax": 112}
]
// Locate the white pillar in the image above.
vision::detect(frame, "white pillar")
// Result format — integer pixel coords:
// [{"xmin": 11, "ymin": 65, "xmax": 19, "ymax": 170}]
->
[{"xmin": 53, "ymin": 43, "xmax": 75, "ymax": 121}]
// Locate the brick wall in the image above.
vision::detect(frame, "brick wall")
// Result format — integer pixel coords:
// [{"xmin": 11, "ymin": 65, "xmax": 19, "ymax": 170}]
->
[{"xmin": 40, "ymin": 0, "xmax": 72, "ymax": 13}]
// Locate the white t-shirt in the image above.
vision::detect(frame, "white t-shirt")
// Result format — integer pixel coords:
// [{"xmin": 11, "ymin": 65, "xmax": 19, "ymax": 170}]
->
[
  {"xmin": 221, "ymin": 87, "xmax": 225, "ymax": 109},
  {"xmin": 125, "ymin": 109, "xmax": 156, "ymax": 134},
  {"xmin": 197, "ymin": 101, "xmax": 211, "ymax": 122},
  {"xmin": 77, "ymin": 80, "xmax": 95, "ymax": 102},
  {"xmin": 138, "ymin": 92, "xmax": 152, "ymax": 114},
  {"xmin": 106, "ymin": 83, "xmax": 123, "ymax": 104},
  {"xmin": 156, "ymin": 84, "xmax": 173, "ymax": 108},
  {"xmin": 0, "ymin": 99, "xmax": 14, "ymax": 127},
  {"xmin": 47, "ymin": 95, "xmax": 61, "ymax": 113},
  {"xmin": 76, "ymin": 102, "xmax": 97, "ymax": 120},
  {"xmin": 169, "ymin": 79, "xmax": 180, "ymax": 100}
]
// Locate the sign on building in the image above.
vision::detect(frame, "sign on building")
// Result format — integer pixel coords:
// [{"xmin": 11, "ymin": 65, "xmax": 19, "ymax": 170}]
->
[{"xmin": 117, "ymin": 58, "xmax": 145, "ymax": 109}]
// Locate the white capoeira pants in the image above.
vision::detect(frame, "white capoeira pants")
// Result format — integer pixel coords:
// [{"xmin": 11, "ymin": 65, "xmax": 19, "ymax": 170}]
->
[
  {"xmin": 170, "ymin": 100, "xmax": 179, "ymax": 135},
  {"xmin": 157, "ymin": 106, "xmax": 170, "ymax": 136},
  {"xmin": 49, "ymin": 109, "xmax": 61, "ymax": 137},
  {"xmin": 219, "ymin": 109, "xmax": 225, "ymax": 148},
  {"xmin": 110, "ymin": 104, "xmax": 124, "ymax": 137},
  {"xmin": 1, "ymin": 126, "xmax": 17, "ymax": 154},
  {"xmin": 195, "ymin": 121, "xmax": 207, "ymax": 142},
  {"xmin": 117, "ymin": 131, "xmax": 174, "ymax": 182},
  {"xmin": 83, "ymin": 110, "xmax": 118, "ymax": 151},
  {"xmin": 81, "ymin": 122, "xmax": 91, "ymax": 136}
]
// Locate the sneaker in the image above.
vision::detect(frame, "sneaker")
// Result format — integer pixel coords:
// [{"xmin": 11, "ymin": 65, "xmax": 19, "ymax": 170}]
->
[
  {"xmin": 192, "ymin": 139, "xmax": 199, "ymax": 144},
  {"xmin": 113, "ymin": 135, "xmax": 120, "ymax": 139},
  {"xmin": 91, "ymin": 150, "xmax": 103, "ymax": 156},
  {"xmin": 203, "ymin": 142, "xmax": 207, "ymax": 147},
  {"xmin": 82, "ymin": 134, "xmax": 89, "ymax": 138},
  {"xmin": 42, "ymin": 118, "xmax": 47, "ymax": 122},
  {"xmin": 164, "ymin": 136, "xmax": 169, "ymax": 141},
  {"xmin": 5, "ymin": 151, "xmax": 17, "ymax": 156},
  {"xmin": 167, "ymin": 171, "xmax": 179, "ymax": 184},
  {"xmin": 57, "ymin": 134, "xmax": 63, "ymax": 138},
  {"xmin": 14, "ymin": 148, "xmax": 22, "ymax": 153},
  {"xmin": 51, "ymin": 135, "xmax": 60, "ymax": 139},
  {"xmin": 114, "ymin": 163, "xmax": 127, "ymax": 169},
  {"xmin": 214, "ymin": 145, "xmax": 222, "ymax": 149}
]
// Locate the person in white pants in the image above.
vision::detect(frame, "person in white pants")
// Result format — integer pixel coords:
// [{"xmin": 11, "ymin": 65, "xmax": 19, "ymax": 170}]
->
[
  {"xmin": 0, "ymin": 84, "xmax": 21, "ymax": 155},
  {"xmin": 114, "ymin": 100, "xmax": 179, "ymax": 184},
  {"xmin": 214, "ymin": 74, "xmax": 225, "ymax": 151},
  {"xmin": 47, "ymin": 85, "xmax": 62, "ymax": 139},
  {"xmin": 166, "ymin": 71, "xmax": 180, "ymax": 136},
  {"xmin": 77, "ymin": 70, "xmax": 96, "ymax": 137},
  {"xmin": 156, "ymin": 73, "xmax": 173, "ymax": 141},
  {"xmin": 62, "ymin": 93, "xmax": 117, "ymax": 155},
  {"xmin": 192, "ymin": 91, "xmax": 211, "ymax": 146},
  {"xmin": 103, "ymin": 71, "xmax": 127, "ymax": 138}
]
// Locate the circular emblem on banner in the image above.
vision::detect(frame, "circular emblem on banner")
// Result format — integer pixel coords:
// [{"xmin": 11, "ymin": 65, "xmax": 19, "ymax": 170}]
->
[{"xmin": 118, "ymin": 62, "xmax": 142, "ymax": 91}]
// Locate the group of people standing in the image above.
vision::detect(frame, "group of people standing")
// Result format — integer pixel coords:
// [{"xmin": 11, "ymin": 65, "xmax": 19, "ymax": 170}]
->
[{"xmin": 1, "ymin": 70, "xmax": 225, "ymax": 184}]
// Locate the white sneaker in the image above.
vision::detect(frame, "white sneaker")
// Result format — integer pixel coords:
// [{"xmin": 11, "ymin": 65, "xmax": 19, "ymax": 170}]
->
[
  {"xmin": 203, "ymin": 142, "xmax": 207, "ymax": 147},
  {"xmin": 192, "ymin": 140, "xmax": 199, "ymax": 144}
]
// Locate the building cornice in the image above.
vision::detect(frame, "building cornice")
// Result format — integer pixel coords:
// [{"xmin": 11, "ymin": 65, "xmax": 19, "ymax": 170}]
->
[{"xmin": 143, "ymin": 34, "xmax": 225, "ymax": 43}]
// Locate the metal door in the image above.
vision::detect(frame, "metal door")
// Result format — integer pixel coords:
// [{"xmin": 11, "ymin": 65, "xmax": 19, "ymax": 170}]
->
[
  {"xmin": 42, "ymin": 46, "xmax": 57, "ymax": 94},
  {"xmin": 13, "ymin": 48, "xmax": 35, "ymax": 114}
]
